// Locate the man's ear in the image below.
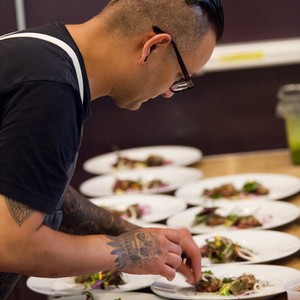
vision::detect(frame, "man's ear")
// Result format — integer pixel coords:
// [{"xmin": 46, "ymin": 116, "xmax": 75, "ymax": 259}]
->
[{"xmin": 139, "ymin": 33, "xmax": 171, "ymax": 64}]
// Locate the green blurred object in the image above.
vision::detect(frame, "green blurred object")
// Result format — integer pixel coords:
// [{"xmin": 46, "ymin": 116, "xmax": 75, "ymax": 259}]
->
[
  {"xmin": 277, "ymin": 83, "xmax": 300, "ymax": 165},
  {"xmin": 285, "ymin": 117, "xmax": 300, "ymax": 164}
]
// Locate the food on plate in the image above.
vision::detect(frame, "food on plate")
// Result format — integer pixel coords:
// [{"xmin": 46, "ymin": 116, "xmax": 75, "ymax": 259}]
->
[
  {"xmin": 195, "ymin": 270, "xmax": 267, "ymax": 296},
  {"xmin": 107, "ymin": 203, "xmax": 151, "ymax": 220},
  {"xmin": 112, "ymin": 154, "xmax": 171, "ymax": 170},
  {"xmin": 75, "ymin": 271, "xmax": 125, "ymax": 290},
  {"xmin": 202, "ymin": 181, "xmax": 269, "ymax": 199},
  {"xmin": 199, "ymin": 236, "xmax": 256, "ymax": 264},
  {"xmin": 192, "ymin": 206, "xmax": 263, "ymax": 229},
  {"xmin": 112, "ymin": 178, "xmax": 168, "ymax": 194},
  {"xmin": 228, "ymin": 215, "xmax": 262, "ymax": 229},
  {"xmin": 203, "ymin": 184, "xmax": 239, "ymax": 199}
]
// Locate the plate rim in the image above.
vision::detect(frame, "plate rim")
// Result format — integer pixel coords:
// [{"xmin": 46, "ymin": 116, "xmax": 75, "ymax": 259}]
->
[
  {"xmin": 79, "ymin": 166, "xmax": 203, "ymax": 197},
  {"xmin": 151, "ymin": 264, "xmax": 300, "ymax": 300},
  {"xmin": 83, "ymin": 145, "xmax": 203, "ymax": 174},
  {"xmin": 192, "ymin": 229, "xmax": 300, "ymax": 266},
  {"xmin": 175, "ymin": 173, "xmax": 300, "ymax": 204},
  {"xmin": 26, "ymin": 273, "xmax": 159, "ymax": 296},
  {"xmin": 89, "ymin": 194, "xmax": 187, "ymax": 223},
  {"xmin": 166, "ymin": 200, "xmax": 300, "ymax": 233}
]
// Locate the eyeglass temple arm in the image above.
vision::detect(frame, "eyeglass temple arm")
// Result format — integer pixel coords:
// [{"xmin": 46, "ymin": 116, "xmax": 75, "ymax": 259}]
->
[{"xmin": 152, "ymin": 26, "xmax": 190, "ymax": 80}]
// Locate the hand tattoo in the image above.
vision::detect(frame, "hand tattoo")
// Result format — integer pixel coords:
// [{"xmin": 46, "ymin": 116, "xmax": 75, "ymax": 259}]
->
[
  {"xmin": 107, "ymin": 231, "xmax": 160, "ymax": 270},
  {"xmin": 5, "ymin": 197, "xmax": 35, "ymax": 226}
]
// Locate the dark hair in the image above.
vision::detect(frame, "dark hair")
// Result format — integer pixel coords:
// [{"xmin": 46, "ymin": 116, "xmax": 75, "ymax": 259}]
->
[
  {"xmin": 186, "ymin": 0, "xmax": 224, "ymax": 41},
  {"xmin": 101, "ymin": 0, "xmax": 224, "ymax": 52}
]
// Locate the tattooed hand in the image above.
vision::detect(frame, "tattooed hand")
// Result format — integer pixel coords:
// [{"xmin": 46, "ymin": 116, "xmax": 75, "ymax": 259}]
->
[{"xmin": 106, "ymin": 228, "xmax": 184, "ymax": 281}]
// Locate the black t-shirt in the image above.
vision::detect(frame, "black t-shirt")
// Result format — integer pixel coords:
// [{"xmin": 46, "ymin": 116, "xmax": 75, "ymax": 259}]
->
[{"xmin": 0, "ymin": 23, "xmax": 91, "ymax": 220}]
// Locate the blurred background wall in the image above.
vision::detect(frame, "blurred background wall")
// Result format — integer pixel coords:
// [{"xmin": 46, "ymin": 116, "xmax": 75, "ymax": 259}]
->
[
  {"xmin": 1, "ymin": 0, "xmax": 300, "ymax": 189},
  {"xmin": 1, "ymin": 2, "xmax": 299, "ymax": 297}
]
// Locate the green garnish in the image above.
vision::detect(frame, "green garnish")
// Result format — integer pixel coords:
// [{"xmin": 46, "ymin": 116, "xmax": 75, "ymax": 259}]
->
[{"xmin": 242, "ymin": 181, "xmax": 261, "ymax": 193}]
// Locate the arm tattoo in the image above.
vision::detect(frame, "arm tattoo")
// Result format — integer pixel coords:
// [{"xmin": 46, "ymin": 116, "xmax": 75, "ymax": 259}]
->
[
  {"xmin": 107, "ymin": 231, "xmax": 160, "ymax": 270},
  {"xmin": 5, "ymin": 197, "xmax": 35, "ymax": 226},
  {"xmin": 59, "ymin": 186, "xmax": 139, "ymax": 236}
]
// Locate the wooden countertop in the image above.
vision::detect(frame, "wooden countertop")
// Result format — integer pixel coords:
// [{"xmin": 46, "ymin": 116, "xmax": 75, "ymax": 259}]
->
[{"xmin": 193, "ymin": 148, "xmax": 300, "ymax": 300}]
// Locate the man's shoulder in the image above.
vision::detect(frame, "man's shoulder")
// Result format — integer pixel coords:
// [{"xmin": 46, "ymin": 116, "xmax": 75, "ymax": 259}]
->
[{"xmin": 0, "ymin": 24, "xmax": 78, "ymax": 94}]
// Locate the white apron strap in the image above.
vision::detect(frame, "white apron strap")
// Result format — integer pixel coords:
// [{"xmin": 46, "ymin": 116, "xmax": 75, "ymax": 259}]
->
[{"xmin": 0, "ymin": 32, "xmax": 84, "ymax": 103}]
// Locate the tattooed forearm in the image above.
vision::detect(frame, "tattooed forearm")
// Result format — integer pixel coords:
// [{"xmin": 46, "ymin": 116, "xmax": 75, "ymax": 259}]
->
[
  {"xmin": 59, "ymin": 186, "xmax": 139, "ymax": 235},
  {"xmin": 5, "ymin": 197, "xmax": 35, "ymax": 226},
  {"xmin": 107, "ymin": 231, "xmax": 160, "ymax": 270}
]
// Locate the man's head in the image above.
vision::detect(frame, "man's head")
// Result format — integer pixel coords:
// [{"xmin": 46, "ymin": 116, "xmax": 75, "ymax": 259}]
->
[
  {"xmin": 93, "ymin": 0, "xmax": 224, "ymax": 109},
  {"xmin": 102, "ymin": 0, "xmax": 224, "ymax": 48}
]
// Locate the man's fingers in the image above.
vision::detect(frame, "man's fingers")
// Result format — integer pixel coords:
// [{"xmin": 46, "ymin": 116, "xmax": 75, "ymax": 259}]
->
[
  {"xmin": 166, "ymin": 240, "xmax": 182, "ymax": 256},
  {"xmin": 186, "ymin": 245, "xmax": 202, "ymax": 283},
  {"xmin": 164, "ymin": 229, "xmax": 182, "ymax": 245},
  {"xmin": 166, "ymin": 251, "xmax": 183, "ymax": 269},
  {"xmin": 160, "ymin": 264, "xmax": 177, "ymax": 281},
  {"xmin": 176, "ymin": 228, "xmax": 202, "ymax": 283},
  {"xmin": 177, "ymin": 263, "xmax": 194, "ymax": 284}
]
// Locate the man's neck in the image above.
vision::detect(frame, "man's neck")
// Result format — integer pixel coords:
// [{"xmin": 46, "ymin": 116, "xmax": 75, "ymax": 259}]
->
[{"xmin": 66, "ymin": 20, "xmax": 114, "ymax": 100}]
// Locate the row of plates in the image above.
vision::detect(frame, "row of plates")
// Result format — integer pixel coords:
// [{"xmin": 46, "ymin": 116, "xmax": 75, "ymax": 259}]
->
[
  {"xmin": 83, "ymin": 145, "xmax": 203, "ymax": 175},
  {"xmin": 27, "ymin": 256, "xmax": 300, "ymax": 299},
  {"xmin": 79, "ymin": 169, "xmax": 300, "ymax": 201},
  {"xmin": 81, "ymin": 146, "xmax": 203, "ymax": 198},
  {"xmin": 27, "ymin": 146, "xmax": 300, "ymax": 299},
  {"xmin": 90, "ymin": 195, "xmax": 300, "ymax": 233},
  {"xmin": 28, "ymin": 230, "xmax": 300, "ymax": 297}
]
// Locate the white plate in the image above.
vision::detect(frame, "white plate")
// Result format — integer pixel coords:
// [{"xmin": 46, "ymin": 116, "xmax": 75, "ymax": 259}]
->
[
  {"xmin": 26, "ymin": 274, "xmax": 159, "ymax": 297},
  {"xmin": 175, "ymin": 173, "xmax": 300, "ymax": 205},
  {"xmin": 193, "ymin": 230, "xmax": 300, "ymax": 267},
  {"xmin": 151, "ymin": 265, "xmax": 300, "ymax": 300},
  {"xmin": 166, "ymin": 200, "xmax": 300, "ymax": 234},
  {"xmin": 52, "ymin": 292, "xmax": 164, "ymax": 300},
  {"xmin": 90, "ymin": 194, "xmax": 187, "ymax": 223},
  {"xmin": 79, "ymin": 166, "xmax": 203, "ymax": 197},
  {"xmin": 83, "ymin": 145, "xmax": 202, "ymax": 174}
]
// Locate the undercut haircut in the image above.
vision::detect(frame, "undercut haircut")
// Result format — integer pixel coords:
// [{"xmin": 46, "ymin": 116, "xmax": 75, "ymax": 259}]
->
[{"xmin": 98, "ymin": 0, "xmax": 224, "ymax": 53}]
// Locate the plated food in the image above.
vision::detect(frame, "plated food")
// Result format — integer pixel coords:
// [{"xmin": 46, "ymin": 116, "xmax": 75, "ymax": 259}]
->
[
  {"xmin": 202, "ymin": 181, "xmax": 269, "ymax": 200},
  {"xmin": 75, "ymin": 271, "xmax": 124, "ymax": 291},
  {"xmin": 79, "ymin": 166, "xmax": 202, "ymax": 197},
  {"xmin": 199, "ymin": 236, "xmax": 256, "ymax": 264},
  {"xmin": 83, "ymin": 145, "xmax": 202, "ymax": 174},
  {"xmin": 90, "ymin": 194, "xmax": 186, "ymax": 223},
  {"xmin": 26, "ymin": 273, "xmax": 159, "ymax": 296},
  {"xmin": 105, "ymin": 203, "xmax": 151, "ymax": 220},
  {"xmin": 195, "ymin": 270, "xmax": 267, "ymax": 296},
  {"xmin": 112, "ymin": 154, "xmax": 171, "ymax": 170},
  {"xmin": 192, "ymin": 206, "xmax": 263, "ymax": 229},
  {"xmin": 175, "ymin": 173, "xmax": 300, "ymax": 205},
  {"xmin": 112, "ymin": 178, "xmax": 168, "ymax": 194},
  {"xmin": 151, "ymin": 264, "xmax": 300, "ymax": 300},
  {"xmin": 166, "ymin": 200, "xmax": 300, "ymax": 234},
  {"xmin": 193, "ymin": 230, "xmax": 300, "ymax": 267}
]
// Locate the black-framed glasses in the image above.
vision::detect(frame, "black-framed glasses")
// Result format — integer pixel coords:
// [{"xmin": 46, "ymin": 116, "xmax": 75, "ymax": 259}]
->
[{"xmin": 152, "ymin": 26, "xmax": 194, "ymax": 93}]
